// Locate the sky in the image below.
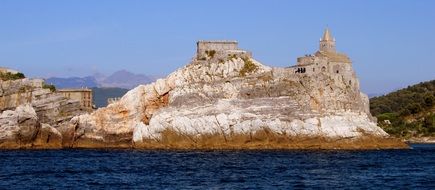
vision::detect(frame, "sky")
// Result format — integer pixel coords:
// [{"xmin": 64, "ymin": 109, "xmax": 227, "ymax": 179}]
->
[{"xmin": 0, "ymin": 0, "xmax": 434, "ymax": 94}]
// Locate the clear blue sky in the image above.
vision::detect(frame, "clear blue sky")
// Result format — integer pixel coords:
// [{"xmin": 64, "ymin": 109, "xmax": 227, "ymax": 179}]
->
[{"xmin": 0, "ymin": 0, "xmax": 434, "ymax": 94}]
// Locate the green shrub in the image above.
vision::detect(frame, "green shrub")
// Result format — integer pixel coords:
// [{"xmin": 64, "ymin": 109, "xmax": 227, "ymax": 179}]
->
[
  {"xmin": 239, "ymin": 57, "xmax": 258, "ymax": 77},
  {"xmin": 43, "ymin": 83, "xmax": 56, "ymax": 92},
  {"xmin": 370, "ymin": 80, "xmax": 434, "ymax": 117},
  {"xmin": 377, "ymin": 112, "xmax": 398, "ymax": 122},
  {"xmin": 205, "ymin": 50, "xmax": 216, "ymax": 58},
  {"xmin": 370, "ymin": 80, "xmax": 435, "ymax": 138},
  {"xmin": 0, "ymin": 72, "xmax": 25, "ymax": 81}
]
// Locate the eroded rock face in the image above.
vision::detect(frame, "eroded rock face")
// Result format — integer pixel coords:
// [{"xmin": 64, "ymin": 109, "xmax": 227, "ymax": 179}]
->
[
  {"xmin": 0, "ymin": 105, "xmax": 37, "ymax": 148},
  {"xmin": 0, "ymin": 104, "xmax": 67, "ymax": 148},
  {"xmin": 0, "ymin": 78, "xmax": 86, "ymax": 125},
  {"xmin": 0, "ymin": 39, "xmax": 406, "ymax": 149},
  {"xmin": 66, "ymin": 47, "xmax": 403, "ymax": 149},
  {"xmin": 33, "ymin": 123, "xmax": 63, "ymax": 148},
  {"xmin": 69, "ymin": 56, "xmax": 269, "ymax": 147}
]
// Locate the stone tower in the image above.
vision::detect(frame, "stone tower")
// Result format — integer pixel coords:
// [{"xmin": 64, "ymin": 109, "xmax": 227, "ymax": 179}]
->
[{"xmin": 319, "ymin": 28, "xmax": 336, "ymax": 53}]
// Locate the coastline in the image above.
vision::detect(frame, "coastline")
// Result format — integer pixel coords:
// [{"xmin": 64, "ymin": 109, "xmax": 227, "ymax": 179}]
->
[
  {"xmin": 405, "ymin": 137, "xmax": 435, "ymax": 144},
  {"xmin": 0, "ymin": 135, "xmax": 409, "ymax": 150},
  {"xmin": 0, "ymin": 33, "xmax": 413, "ymax": 152}
]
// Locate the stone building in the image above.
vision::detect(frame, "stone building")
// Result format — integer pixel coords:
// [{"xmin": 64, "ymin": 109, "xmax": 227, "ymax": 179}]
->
[
  {"xmin": 57, "ymin": 88, "xmax": 93, "ymax": 111},
  {"xmin": 290, "ymin": 28, "xmax": 359, "ymax": 92},
  {"xmin": 319, "ymin": 28, "xmax": 336, "ymax": 53},
  {"xmin": 196, "ymin": 40, "xmax": 251, "ymax": 60}
]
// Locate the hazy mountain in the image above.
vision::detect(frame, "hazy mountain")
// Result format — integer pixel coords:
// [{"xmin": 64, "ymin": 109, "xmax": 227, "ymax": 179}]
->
[
  {"xmin": 45, "ymin": 70, "xmax": 157, "ymax": 89},
  {"xmin": 45, "ymin": 76, "xmax": 98, "ymax": 88},
  {"xmin": 98, "ymin": 70, "xmax": 155, "ymax": 89}
]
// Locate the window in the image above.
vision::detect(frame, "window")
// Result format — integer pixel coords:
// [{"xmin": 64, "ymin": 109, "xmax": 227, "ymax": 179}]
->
[{"xmin": 295, "ymin": 67, "xmax": 306, "ymax": 73}]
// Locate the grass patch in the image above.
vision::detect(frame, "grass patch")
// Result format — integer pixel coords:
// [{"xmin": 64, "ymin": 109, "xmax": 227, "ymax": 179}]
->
[{"xmin": 239, "ymin": 57, "xmax": 258, "ymax": 77}]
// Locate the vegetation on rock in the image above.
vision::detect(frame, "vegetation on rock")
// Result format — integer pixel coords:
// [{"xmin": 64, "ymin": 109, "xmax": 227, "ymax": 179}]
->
[
  {"xmin": 0, "ymin": 72, "xmax": 25, "ymax": 81},
  {"xmin": 42, "ymin": 83, "xmax": 56, "ymax": 92},
  {"xmin": 370, "ymin": 80, "xmax": 435, "ymax": 138},
  {"xmin": 239, "ymin": 57, "xmax": 258, "ymax": 77},
  {"xmin": 205, "ymin": 50, "xmax": 216, "ymax": 58}
]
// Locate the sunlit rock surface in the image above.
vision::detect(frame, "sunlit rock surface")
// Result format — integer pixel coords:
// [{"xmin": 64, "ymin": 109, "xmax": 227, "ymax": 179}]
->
[
  {"xmin": 66, "ymin": 42, "xmax": 405, "ymax": 149},
  {"xmin": 0, "ymin": 38, "xmax": 407, "ymax": 149}
]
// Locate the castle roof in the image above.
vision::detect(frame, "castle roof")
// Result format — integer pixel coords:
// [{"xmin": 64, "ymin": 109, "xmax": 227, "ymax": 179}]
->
[
  {"xmin": 315, "ymin": 51, "xmax": 351, "ymax": 63},
  {"xmin": 197, "ymin": 40, "xmax": 238, "ymax": 44},
  {"xmin": 321, "ymin": 28, "xmax": 334, "ymax": 42}
]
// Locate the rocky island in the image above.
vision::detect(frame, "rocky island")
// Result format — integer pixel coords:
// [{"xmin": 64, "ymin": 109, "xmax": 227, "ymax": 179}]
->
[{"xmin": 0, "ymin": 29, "xmax": 407, "ymax": 149}]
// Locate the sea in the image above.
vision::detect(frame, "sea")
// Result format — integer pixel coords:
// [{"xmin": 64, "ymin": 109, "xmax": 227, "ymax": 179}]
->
[{"xmin": 0, "ymin": 144, "xmax": 434, "ymax": 189}]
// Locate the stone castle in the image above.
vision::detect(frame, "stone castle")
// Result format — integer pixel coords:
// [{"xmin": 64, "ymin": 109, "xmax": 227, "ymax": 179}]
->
[{"xmin": 194, "ymin": 28, "xmax": 359, "ymax": 105}]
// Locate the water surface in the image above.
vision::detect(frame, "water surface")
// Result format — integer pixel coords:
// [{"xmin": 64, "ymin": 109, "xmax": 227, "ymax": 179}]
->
[{"xmin": 0, "ymin": 144, "xmax": 434, "ymax": 189}]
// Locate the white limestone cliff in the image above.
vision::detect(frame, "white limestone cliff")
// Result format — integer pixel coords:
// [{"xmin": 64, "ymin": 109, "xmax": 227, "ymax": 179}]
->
[
  {"xmin": 68, "ymin": 49, "xmax": 394, "ymax": 148},
  {"xmin": 0, "ymin": 38, "xmax": 406, "ymax": 149}
]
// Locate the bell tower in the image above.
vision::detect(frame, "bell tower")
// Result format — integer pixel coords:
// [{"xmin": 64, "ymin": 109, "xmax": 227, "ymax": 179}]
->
[{"xmin": 319, "ymin": 28, "xmax": 336, "ymax": 53}]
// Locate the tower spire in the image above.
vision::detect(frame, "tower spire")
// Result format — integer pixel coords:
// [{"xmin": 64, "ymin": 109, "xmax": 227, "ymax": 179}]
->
[
  {"xmin": 321, "ymin": 28, "xmax": 334, "ymax": 42},
  {"xmin": 319, "ymin": 28, "xmax": 336, "ymax": 53}
]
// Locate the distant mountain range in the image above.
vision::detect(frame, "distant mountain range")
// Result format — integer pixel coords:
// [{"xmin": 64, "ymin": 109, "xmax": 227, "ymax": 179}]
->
[
  {"xmin": 45, "ymin": 76, "xmax": 99, "ymax": 88},
  {"xmin": 45, "ymin": 70, "xmax": 158, "ymax": 89}
]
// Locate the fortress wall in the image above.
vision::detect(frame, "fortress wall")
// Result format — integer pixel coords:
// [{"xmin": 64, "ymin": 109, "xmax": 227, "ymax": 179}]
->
[
  {"xmin": 291, "ymin": 57, "xmax": 332, "ymax": 77},
  {"xmin": 197, "ymin": 41, "xmax": 238, "ymax": 59},
  {"xmin": 209, "ymin": 50, "xmax": 252, "ymax": 62},
  {"xmin": 297, "ymin": 56, "xmax": 314, "ymax": 65}
]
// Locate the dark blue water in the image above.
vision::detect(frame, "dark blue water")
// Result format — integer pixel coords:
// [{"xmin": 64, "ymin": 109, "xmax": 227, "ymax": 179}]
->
[{"xmin": 1, "ymin": 144, "xmax": 434, "ymax": 189}]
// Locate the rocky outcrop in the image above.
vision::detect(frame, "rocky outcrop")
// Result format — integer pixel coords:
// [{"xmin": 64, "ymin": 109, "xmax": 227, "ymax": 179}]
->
[
  {"xmin": 0, "ymin": 78, "xmax": 86, "ymax": 125},
  {"xmin": 0, "ymin": 104, "xmax": 63, "ymax": 148},
  {"xmin": 64, "ymin": 44, "xmax": 406, "ymax": 149},
  {"xmin": 0, "ymin": 38, "xmax": 407, "ymax": 149},
  {"xmin": 0, "ymin": 104, "xmax": 39, "ymax": 148},
  {"xmin": 0, "ymin": 76, "xmax": 87, "ymax": 148}
]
